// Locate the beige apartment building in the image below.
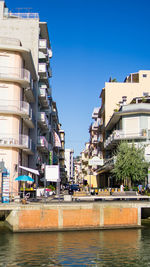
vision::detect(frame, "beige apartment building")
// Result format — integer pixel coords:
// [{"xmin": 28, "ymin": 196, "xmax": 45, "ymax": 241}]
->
[
  {"xmin": 0, "ymin": 1, "xmax": 64, "ymax": 196},
  {"xmin": 83, "ymin": 70, "xmax": 150, "ymax": 188},
  {"xmin": 99, "ymin": 70, "xmax": 150, "ymax": 159}
]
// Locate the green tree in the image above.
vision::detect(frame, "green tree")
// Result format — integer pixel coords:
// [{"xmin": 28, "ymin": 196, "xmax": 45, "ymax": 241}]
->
[{"xmin": 112, "ymin": 142, "xmax": 149, "ymax": 188}]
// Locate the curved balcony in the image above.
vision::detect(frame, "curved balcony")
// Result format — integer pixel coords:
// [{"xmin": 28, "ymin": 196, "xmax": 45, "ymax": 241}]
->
[
  {"xmin": 0, "ymin": 100, "xmax": 34, "ymax": 128},
  {"xmin": 0, "ymin": 66, "xmax": 30, "ymax": 87},
  {"xmin": 0, "ymin": 134, "xmax": 34, "ymax": 154}
]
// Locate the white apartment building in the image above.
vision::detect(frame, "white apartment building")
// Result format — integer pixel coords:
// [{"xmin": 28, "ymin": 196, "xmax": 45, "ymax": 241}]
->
[
  {"xmin": 0, "ymin": 1, "xmax": 60, "ymax": 196},
  {"xmin": 65, "ymin": 149, "xmax": 74, "ymax": 182}
]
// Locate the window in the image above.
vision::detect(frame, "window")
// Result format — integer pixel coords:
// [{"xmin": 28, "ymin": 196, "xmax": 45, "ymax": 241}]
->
[{"xmin": 143, "ymin": 92, "xmax": 149, "ymax": 97}]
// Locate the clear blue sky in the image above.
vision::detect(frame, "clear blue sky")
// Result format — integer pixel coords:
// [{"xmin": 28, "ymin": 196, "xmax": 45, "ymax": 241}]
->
[{"xmin": 5, "ymin": 0, "xmax": 150, "ymax": 156}]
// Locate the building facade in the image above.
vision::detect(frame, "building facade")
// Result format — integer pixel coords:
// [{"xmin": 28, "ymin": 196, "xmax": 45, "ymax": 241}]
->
[
  {"xmin": 73, "ymin": 156, "xmax": 82, "ymax": 184},
  {"xmin": 98, "ymin": 96, "xmax": 150, "ymax": 187},
  {"xmin": 0, "ymin": 1, "xmax": 64, "ymax": 196},
  {"xmin": 65, "ymin": 149, "xmax": 74, "ymax": 182},
  {"xmin": 81, "ymin": 70, "xmax": 150, "ymax": 188}
]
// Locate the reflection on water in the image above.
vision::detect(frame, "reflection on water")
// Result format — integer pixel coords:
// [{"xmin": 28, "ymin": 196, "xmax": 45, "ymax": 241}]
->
[{"xmin": 0, "ymin": 225, "xmax": 150, "ymax": 266}]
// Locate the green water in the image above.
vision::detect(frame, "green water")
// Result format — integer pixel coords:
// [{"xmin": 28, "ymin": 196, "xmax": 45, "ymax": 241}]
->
[{"xmin": 0, "ymin": 223, "xmax": 150, "ymax": 266}]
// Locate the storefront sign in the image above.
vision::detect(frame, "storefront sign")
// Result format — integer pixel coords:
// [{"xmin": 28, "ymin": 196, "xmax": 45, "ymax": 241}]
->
[
  {"xmin": 45, "ymin": 165, "xmax": 60, "ymax": 182},
  {"xmin": 1, "ymin": 169, "xmax": 10, "ymax": 203},
  {"xmin": 89, "ymin": 156, "xmax": 103, "ymax": 166}
]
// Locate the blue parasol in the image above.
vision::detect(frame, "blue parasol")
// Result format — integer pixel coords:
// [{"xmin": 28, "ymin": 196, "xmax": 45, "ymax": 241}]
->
[
  {"xmin": 15, "ymin": 175, "xmax": 34, "ymax": 199},
  {"xmin": 15, "ymin": 175, "xmax": 34, "ymax": 182}
]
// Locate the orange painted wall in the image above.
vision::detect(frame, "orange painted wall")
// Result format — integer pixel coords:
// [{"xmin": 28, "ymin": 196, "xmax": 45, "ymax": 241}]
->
[
  {"xmin": 104, "ymin": 208, "xmax": 138, "ymax": 225},
  {"xmin": 15, "ymin": 206, "xmax": 139, "ymax": 231},
  {"xmin": 63, "ymin": 209, "xmax": 100, "ymax": 227},
  {"xmin": 19, "ymin": 210, "xmax": 58, "ymax": 229}
]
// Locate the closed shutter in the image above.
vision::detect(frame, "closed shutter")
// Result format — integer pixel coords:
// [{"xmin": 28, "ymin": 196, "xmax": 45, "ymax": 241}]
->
[
  {"xmin": 124, "ymin": 117, "xmax": 139, "ymax": 137},
  {"xmin": 0, "ymin": 53, "xmax": 10, "ymax": 75}
]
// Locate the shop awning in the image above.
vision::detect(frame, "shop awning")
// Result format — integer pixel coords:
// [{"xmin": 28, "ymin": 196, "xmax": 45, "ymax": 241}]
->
[{"xmin": 19, "ymin": 166, "xmax": 40, "ymax": 175}]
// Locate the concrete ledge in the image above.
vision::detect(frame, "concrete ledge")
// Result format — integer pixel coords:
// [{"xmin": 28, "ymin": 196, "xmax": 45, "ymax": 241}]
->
[{"xmin": 0, "ymin": 201, "xmax": 144, "ymax": 232}]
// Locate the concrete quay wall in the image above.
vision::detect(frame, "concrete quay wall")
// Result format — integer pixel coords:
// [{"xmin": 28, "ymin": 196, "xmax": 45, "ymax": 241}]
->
[{"xmin": 2, "ymin": 201, "xmax": 144, "ymax": 232}]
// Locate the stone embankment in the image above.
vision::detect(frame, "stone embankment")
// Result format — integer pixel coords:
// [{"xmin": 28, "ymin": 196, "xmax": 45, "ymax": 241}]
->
[{"xmin": 0, "ymin": 201, "xmax": 148, "ymax": 232}]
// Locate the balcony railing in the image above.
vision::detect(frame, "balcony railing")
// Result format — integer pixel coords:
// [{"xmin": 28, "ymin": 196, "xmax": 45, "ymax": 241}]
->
[
  {"xmin": 104, "ymin": 156, "xmax": 116, "ymax": 165},
  {"xmin": 0, "ymin": 134, "xmax": 33, "ymax": 152},
  {"xmin": 0, "ymin": 100, "xmax": 34, "ymax": 128},
  {"xmin": 38, "ymin": 63, "xmax": 49, "ymax": 80},
  {"xmin": 37, "ymin": 136, "xmax": 49, "ymax": 152},
  {"xmin": 38, "ymin": 87, "xmax": 49, "ymax": 108},
  {"xmin": 39, "ymin": 39, "xmax": 48, "ymax": 54},
  {"xmin": 38, "ymin": 112, "xmax": 50, "ymax": 131},
  {"xmin": 25, "ymin": 79, "xmax": 36, "ymax": 102},
  {"xmin": 38, "ymin": 111, "xmax": 49, "ymax": 125},
  {"xmin": 104, "ymin": 130, "xmax": 148, "ymax": 148},
  {"xmin": 7, "ymin": 12, "xmax": 39, "ymax": 19},
  {"xmin": 0, "ymin": 99, "xmax": 31, "ymax": 116},
  {"xmin": 0, "ymin": 66, "xmax": 30, "ymax": 86}
]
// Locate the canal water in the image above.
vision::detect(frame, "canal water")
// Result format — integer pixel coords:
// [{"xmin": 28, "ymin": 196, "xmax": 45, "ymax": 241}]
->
[{"xmin": 0, "ymin": 223, "xmax": 150, "ymax": 266}]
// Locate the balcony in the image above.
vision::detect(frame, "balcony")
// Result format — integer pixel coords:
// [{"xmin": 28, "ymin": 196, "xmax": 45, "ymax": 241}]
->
[
  {"xmin": 0, "ymin": 66, "xmax": 30, "ymax": 87},
  {"xmin": 0, "ymin": 100, "xmax": 34, "ymax": 128},
  {"xmin": 37, "ymin": 136, "xmax": 49, "ymax": 153},
  {"xmin": 104, "ymin": 156, "xmax": 116, "ymax": 166},
  {"xmin": 48, "ymin": 49, "xmax": 52, "ymax": 58},
  {"xmin": 48, "ymin": 67, "xmax": 52, "ymax": 78},
  {"xmin": 92, "ymin": 135, "xmax": 98, "ymax": 144},
  {"xmin": 7, "ymin": 12, "xmax": 39, "ymax": 19},
  {"xmin": 47, "ymin": 87, "xmax": 52, "ymax": 98},
  {"xmin": 52, "ymin": 109, "xmax": 57, "ymax": 121},
  {"xmin": 38, "ymin": 86, "xmax": 49, "ymax": 108},
  {"xmin": 38, "ymin": 63, "xmax": 49, "ymax": 81},
  {"xmin": 38, "ymin": 112, "xmax": 50, "ymax": 131},
  {"xmin": 39, "ymin": 39, "xmax": 48, "ymax": 54},
  {"xmin": 25, "ymin": 80, "xmax": 36, "ymax": 102},
  {"xmin": 92, "ymin": 149, "xmax": 98, "ymax": 156},
  {"xmin": 92, "ymin": 107, "xmax": 100, "ymax": 119},
  {"xmin": 92, "ymin": 118, "xmax": 101, "ymax": 131},
  {"xmin": 104, "ymin": 129, "xmax": 148, "ymax": 149},
  {"xmin": 0, "ymin": 134, "xmax": 34, "ymax": 154},
  {"xmin": 82, "ymin": 155, "xmax": 89, "ymax": 163}
]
